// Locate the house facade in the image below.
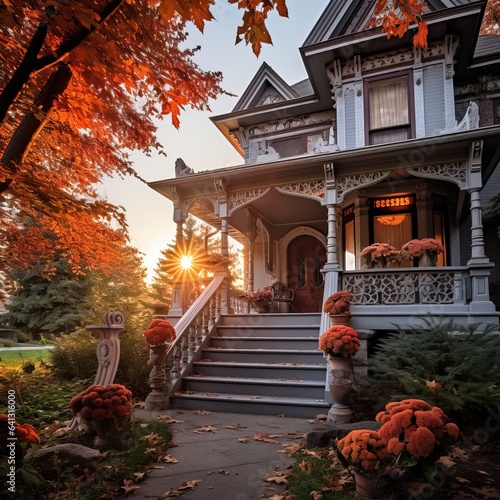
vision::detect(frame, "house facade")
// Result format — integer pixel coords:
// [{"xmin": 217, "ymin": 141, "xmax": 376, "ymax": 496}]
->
[{"xmin": 150, "ymin": 0, "xmax": 500, "ymax": 331}]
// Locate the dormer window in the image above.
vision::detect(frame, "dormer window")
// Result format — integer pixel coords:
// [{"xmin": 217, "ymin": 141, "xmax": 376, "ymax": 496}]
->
[{"xmin": 366, "ymin": 73, "xmax": 414, "ymax": 145}]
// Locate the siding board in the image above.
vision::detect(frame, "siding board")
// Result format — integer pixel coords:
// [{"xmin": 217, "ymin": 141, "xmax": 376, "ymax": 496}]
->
[{"xmin": 424, "ymin": 64, "xmax": 446, "ymax": 136}]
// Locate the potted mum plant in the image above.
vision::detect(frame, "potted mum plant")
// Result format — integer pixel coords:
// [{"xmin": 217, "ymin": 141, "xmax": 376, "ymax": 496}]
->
[
  {"xmin": 323, "ymin": 291, "xmax": 353, "ymax": 325},
  {"xmin": 143, "ymin": 319, "xmax": 176, "ymax": 411},
  {"xmin": 401, "ymin": 238, "xmax": 444, "ymax": 267},
  {"xmin": 242, "ymin": 287, "xmax": 273, "ymax": 313},
  {"xmin": 70, "ymin": 383, "xmax": 133, "ymax": 449},
  {"xmin": 360, "ymin": 243, "xmax": 400, "ymax": 268},
  {"xmin": 337, "ymin": 429, "xmax": 391, "ymax": 497},
  {"xmin": 376, "ymin": 398, "xmax": 460, "ymax": 481},
  {"xmin": 319, "ymin": 324, "xmax": 360, "ymax": 382}
]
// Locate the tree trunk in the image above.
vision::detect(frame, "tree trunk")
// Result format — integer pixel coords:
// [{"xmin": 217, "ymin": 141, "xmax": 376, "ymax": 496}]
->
[
  {"xmin": 0, "ymin": 23, "xmax": 48, "ymax": 123},
  {"xmin": 0, "ymin": 63, "xmax": 73, "ymax": 194}
]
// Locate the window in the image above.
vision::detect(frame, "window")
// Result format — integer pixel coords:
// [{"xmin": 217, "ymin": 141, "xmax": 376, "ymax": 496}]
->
[
  {"xmin": 366, "ymin": 74, "xmax": 414, "ymax": 145},
  {"xmin": 267, "ymin": 128, "xmax": 331, "ymax": 159},
  {"xmin": 342, "ymin": 205, "xmax": 356, "ymax": 270},
  {"xmin": 369, "ymin": 195, "xmax": 417, "ymax": 266}
]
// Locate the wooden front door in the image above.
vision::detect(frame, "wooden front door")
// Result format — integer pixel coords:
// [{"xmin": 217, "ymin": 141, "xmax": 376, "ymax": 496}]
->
[{"xmin": 287, "ymin": 235, "xmax": 327, "ymax": 313}]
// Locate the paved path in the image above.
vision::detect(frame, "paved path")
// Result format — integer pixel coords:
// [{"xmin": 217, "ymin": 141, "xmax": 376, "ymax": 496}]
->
[{"xmin": 129, "ymin": 408, "xmax": 320, "ymax": 500}]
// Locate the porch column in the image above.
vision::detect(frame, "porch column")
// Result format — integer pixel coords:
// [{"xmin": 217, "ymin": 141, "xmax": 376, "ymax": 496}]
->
[
  {"xmin": 467, "ymin": 141, "xmax": 489, "ymax": 265},
  {"xmin": 467, "ymin": 141, "xmax": 496, "ymax": 316},
  {"xmin": 247, "ymin": 240, "xmax": 255, "ymax": 292},
  {"xmin": 326, "ymin": 204, "xmax": 340, "ymax": 268},
  {"xmin": 168, "ymin": 219, "xmax": 186, "ymax": 319},
  {"xmin": 214, "ymin": 179, "xmax": 232, "ymax": 314}
]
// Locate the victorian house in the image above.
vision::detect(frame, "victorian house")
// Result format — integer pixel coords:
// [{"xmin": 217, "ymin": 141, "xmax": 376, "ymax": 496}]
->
[{"xmin": 146, "ymin": 0, "xmax": 500, "ymax": 415}]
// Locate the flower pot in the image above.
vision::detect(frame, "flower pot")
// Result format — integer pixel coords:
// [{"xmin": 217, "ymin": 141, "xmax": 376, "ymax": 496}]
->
[
  {"xmin": 91, "ymin": 419, "xmax": 121, "ymax": 449},
  {"xmin": 418, "ymin": 250, "xmax": 436, "ymax": 267},
  {"xmin": 328, "ymin": 314, "xmax": 350, "ymax": 326},
  {"xmin": 252, "ymin": 300, "xmax": 270, "ymax": 313},
  {"xmin": 328, "ymin": 355, "xmax": 351, "ymax": 379},
  {"xmin": 353, "ymin": 470, "xmax": 376, "ymax": 499},
  {"xmin": 329, "ymin": 378, "xmax": 351, "ymax": 405}
]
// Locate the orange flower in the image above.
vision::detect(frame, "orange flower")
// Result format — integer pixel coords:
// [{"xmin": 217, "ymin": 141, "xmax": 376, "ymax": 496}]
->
[
  {"xmin": 0, "ymin": 414, "xmax": 40, "ymax": 445},
  {"xmin": 376, "ymin": 399, "xmax": 460, "ymax": 463},
  {"xmin": 323, "ymin": 291, "xmax": 353, "ymax": 315},
  {"xmin": 337, "ymin": 429, "xmax": 388, "ymax": 472},
  {"xmin": 144, "ymin": 318, "xmax": 176, "ymax": 346},
  {"xmin": 318, "ymin": 325, "xmax": 360, "ymax": 358},
  {"xmin": 71, "ymin": 384, "xmax": 133, "ymax": 421}
]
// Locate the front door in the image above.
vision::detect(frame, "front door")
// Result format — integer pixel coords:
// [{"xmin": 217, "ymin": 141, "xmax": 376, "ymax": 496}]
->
[{"xmin": 287, "ymin": 235, "xmax": 326, "ymax": 313}]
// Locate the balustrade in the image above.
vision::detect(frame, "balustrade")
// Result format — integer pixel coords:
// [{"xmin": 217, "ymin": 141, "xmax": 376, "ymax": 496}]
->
[{"xmin": 342, "ymin": 267, "xmax": 468, "ymax": 306}]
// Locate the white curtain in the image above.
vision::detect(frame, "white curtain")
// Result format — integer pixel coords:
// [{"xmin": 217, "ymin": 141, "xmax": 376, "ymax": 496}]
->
[{"xmin": 369, "ymin": 79, "xmax": 409, "ymax": 129}]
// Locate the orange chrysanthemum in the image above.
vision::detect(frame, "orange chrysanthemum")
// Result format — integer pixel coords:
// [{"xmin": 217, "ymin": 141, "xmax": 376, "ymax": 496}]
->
[
  {"xmin": 144, "ymin": 318, "xmax": 176, "ymax": 346},
  {"xmin": 337, "ymin": 429, "xmax": 389, "ymax": 472},
  {"xmin": 71, "ymin": 384, "xmax": 133, "ymax": 421},
  {"xmin": 318, "ymin": 325, "xmax": 360, "ymax": 358}
]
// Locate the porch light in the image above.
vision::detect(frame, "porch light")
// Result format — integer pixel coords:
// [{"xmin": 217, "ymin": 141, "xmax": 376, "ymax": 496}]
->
[{"xmin": 375, "ymin": 215, "xmax": 406, "ymax": 226}]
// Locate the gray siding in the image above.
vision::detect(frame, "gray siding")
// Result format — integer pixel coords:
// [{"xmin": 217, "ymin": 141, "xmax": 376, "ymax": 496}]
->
[
  {"xmin": 423, "ymin": 64, "xmax": 446, "ymax": 136},
  {"xmin": 482, "ymin": 167, "xmax": 500, "ymax": 284},
  {"xmin": 345, "ymin": 91, "xmax": 356, "ymax": 149}
]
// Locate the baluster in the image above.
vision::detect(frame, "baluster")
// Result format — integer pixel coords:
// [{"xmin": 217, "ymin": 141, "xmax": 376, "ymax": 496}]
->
[
  {"xmin": 164, "ymin": 350, "xmax": 174, "ymax": 394},
  {"xmin": 454, "ymin": 271, "xmax": 465, "ymax": 304},
  {"xmin": 181, "ymin": 335, "xmax": 189, "ymax": 364},
  {"xmin": 202, "ymin": 305, "xmax": 209, "ymax": 336},
  {"xmin": 188, "ymin": 322, "xmax": 196, "ymax": 356},
  {"xmin": 209, "ymin": 295, "xmax": 216, "ymax": 328},
  {"xmin": 172, "ymin": 345, "xmax": 181, "ymax": 378}
]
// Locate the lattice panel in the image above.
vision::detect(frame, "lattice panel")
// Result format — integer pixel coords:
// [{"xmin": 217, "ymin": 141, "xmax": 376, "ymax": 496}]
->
[
  {"xmin": 418, "ymin": 273, "xmax": 454, "ymax": 304},
  {"xmin": 344, "ymin": 272, "xmax": 456, "ymax": 305}
]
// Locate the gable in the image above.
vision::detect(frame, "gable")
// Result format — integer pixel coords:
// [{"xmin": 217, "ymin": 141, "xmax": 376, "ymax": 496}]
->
[
  {"xmin": 303, "ymin": 0, "xmax": 474, "ymax": 47},
  {"xmin": 232, "ymin": 62, "xmax": 299, "ymax": 112}
]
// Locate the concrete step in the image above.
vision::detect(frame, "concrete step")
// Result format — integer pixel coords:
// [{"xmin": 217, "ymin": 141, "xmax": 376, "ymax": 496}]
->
[
  {"xmin": 209, "ymin": 336, "xmax": 318, "ymax": 350},
  {"xmin": 171, "ymin": 391, "xmax": 330, "ymax": 418},
  {"xmin": 192, "ymin": 361, "xmax": 325, "ymax": 380},
  {"xmin": 215, "ymin": 325, "xmax": 319, "ymax": 338},
  {"xmin": 220, "ymin": 313, "xmax": 321, "ymax": 327},
  {"xmin": 200, "ymin": 348, "xmax": 324, "ymax": 364},
  {"xmin": 182, "ymin": 375, "xmax": 325, "ymax": 399}
]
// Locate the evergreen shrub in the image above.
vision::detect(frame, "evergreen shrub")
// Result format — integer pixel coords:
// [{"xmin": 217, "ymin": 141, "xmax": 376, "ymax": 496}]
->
[
  {"xmin": 51, "ymin": 328, "xmax": 150, "ymax": 397},
  {"xmin": 369, "ymin": 319, "xmax": 500, "ymax": 428}
]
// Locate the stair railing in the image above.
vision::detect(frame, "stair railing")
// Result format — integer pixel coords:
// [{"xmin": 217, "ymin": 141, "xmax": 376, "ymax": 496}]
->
[{"xmin": 162, "ymin": 274, "xmax": 227, "ymax": 401}]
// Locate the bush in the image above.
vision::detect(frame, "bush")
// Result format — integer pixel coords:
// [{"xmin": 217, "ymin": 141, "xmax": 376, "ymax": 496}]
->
[
  {"xmin": 51, "ymin": 328, "xmax": 150, "ymax": 397},
  {"xmin": 369, "ymin": 319, "xmax": 500, "ymax": 428},
  {"xmin": 16, "ymin": 331, "xmax": 28, "ymax": 343}
]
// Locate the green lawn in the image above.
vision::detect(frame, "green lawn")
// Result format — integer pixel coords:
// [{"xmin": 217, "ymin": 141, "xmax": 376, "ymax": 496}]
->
[{"xmin": 0, "ymin": 348, "xmax": 53, "ymax": 368}]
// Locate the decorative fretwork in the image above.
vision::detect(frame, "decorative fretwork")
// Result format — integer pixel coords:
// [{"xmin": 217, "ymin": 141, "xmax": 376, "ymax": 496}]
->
[
  {"xmin": 408, "ymin": 162, "xmax": 466, "ymax": 187},
  {"xmin": 343, "ymin": 271, "xmax": 457, "ymax": 305},
  {"xmin": 247, "ymin": 111, "xmax": 335, "ymax": 138},
  {"xmin": 276, "ymin": 180, "xmax": 325, "ymax": 200},
  {"xmin": 336, "ymin": 172, "xmax": 390, "ymax": 202},
  {"xmin": 418, "ymin": 273, "xmax": 454, "ymax": 304},
  {"xmin": 228, "ymin": 187, "xmax": 270, "ymax": 215}
]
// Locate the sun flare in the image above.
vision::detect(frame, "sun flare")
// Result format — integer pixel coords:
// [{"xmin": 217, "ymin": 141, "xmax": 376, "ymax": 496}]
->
[{"xmin": 180, "ymin": 255, "xmax": 192, "ymax": 270}]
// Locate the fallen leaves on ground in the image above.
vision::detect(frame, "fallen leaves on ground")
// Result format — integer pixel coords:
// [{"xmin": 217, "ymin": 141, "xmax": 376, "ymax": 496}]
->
[
  {"xmin": 238, "ymin": 437, "xmax": 248, "ymax": 443},
  {"xmin": 253, "ymin": 432, "xmax": 280, "ymax": 443},
  {"xmin": 156, "ymin": 414, "xmax": 185, "ymax": 424},
  {"xmin": 193, "ymin": 410, "xmax": 211, "ymax": 415},
  {"xmin": 161, "ymin": 480, "xmax": 202, "ymax": 498},
  {"xmin": 306, "ymin": 414, "xmax": 328, "ymax": 423},
  {"xmin": 223, "ymin": 424, "xmax": 247, "ymax": 430},
  {"xmin": 140, "ymin": 432, "xmax": 164, "ymax": 445},
  {"xmin": 277, "ymin": 442, "xmax": 304, "ymax": 456},
  {"xmin": 160, "ymin": 454, "xmax": 179, "ymax": 463},
  {"xmin": 193, "ymin": 425, "xmax": 218, "ymax": 433}
]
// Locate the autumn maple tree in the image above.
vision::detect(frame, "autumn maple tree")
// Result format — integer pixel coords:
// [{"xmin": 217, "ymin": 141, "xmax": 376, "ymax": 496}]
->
[{"xmin": 0, "ymin": 0, "xmax": 289, "ymax": 292}]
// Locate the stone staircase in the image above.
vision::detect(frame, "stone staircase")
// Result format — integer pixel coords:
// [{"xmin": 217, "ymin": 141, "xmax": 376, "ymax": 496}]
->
[{"xmin": 171, "ymin": 313, "xmax": 331, "ymax": 418}]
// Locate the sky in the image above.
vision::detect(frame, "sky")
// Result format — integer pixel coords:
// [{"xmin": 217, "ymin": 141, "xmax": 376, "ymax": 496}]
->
[{"xmin": 99, "ymin": 0, "xmax": 330, "ymax": 282}]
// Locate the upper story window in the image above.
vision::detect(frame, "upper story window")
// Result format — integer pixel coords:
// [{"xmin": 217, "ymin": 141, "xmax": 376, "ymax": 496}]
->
[{"xmin": 366, "ymin": 73, "xmax": 414, "ymax": 145}]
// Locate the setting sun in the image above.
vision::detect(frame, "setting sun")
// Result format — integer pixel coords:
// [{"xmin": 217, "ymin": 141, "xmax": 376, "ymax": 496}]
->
[{"xmin": 180, "ymin": 255, "xmax": 192, "ymax": 270}]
